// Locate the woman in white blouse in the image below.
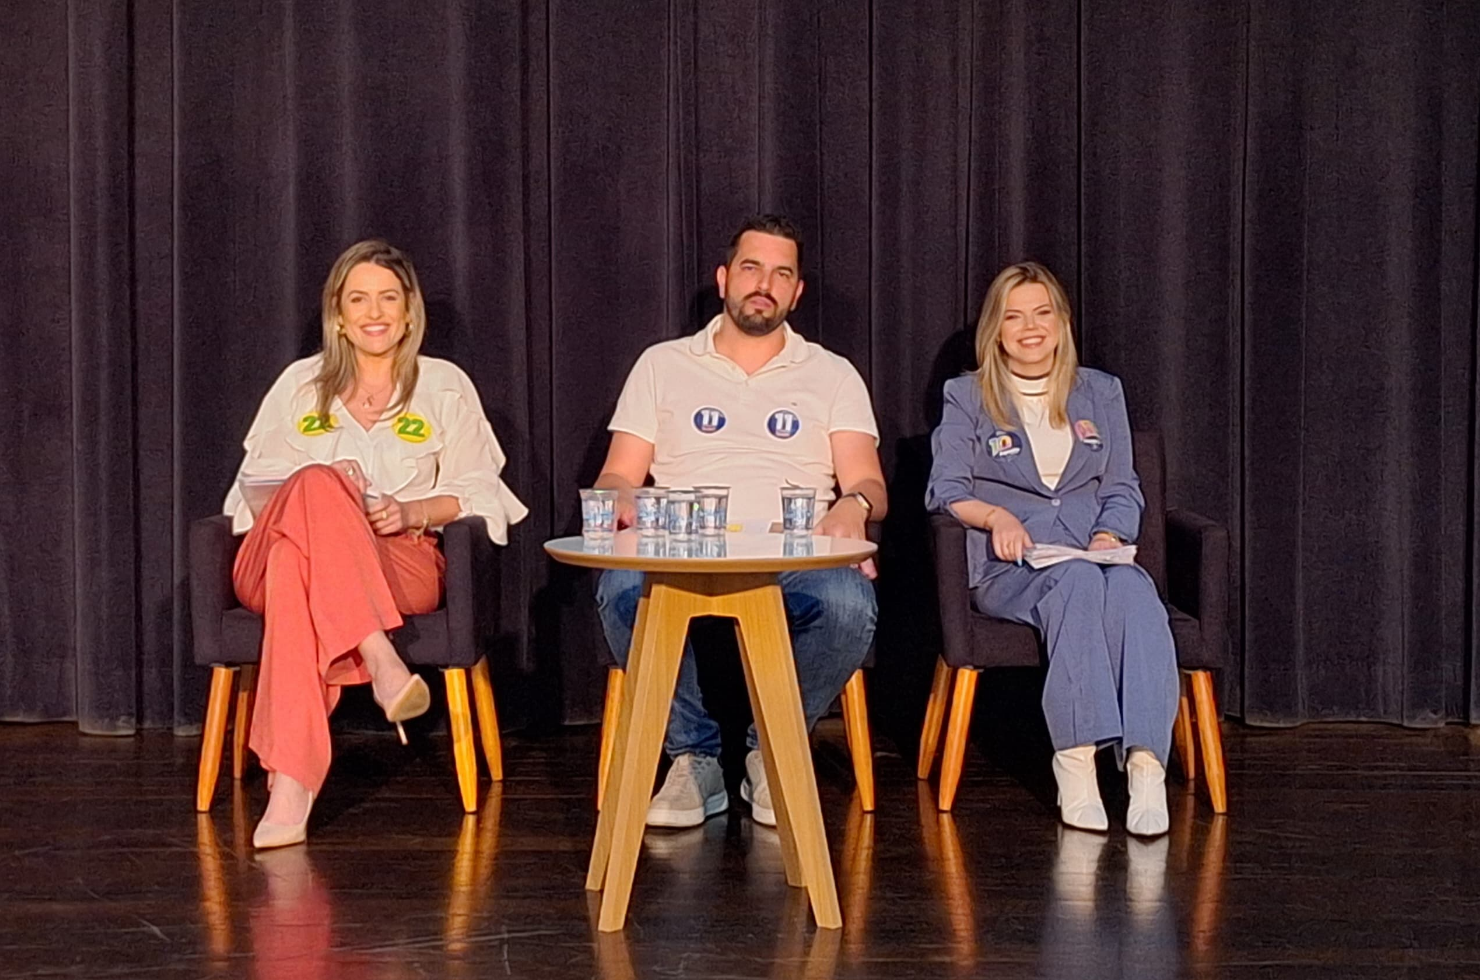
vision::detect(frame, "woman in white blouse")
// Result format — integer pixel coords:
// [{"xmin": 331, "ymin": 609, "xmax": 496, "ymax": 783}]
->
[{"xmin": 225, "ymin": 239, "xmax": 526, "ymax": 849}]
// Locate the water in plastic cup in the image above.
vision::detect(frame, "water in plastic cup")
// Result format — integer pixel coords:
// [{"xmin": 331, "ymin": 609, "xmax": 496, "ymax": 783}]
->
[
  {"xmin": 780, "ymin": 487, "xmax": 817, "ymax": 533},
  {"xmin": 634, "ymin": 487, "xmax": 667, "ymax": 534},
  {"xmin": 695, "ymin": 485, "xmax": 730, "ymax": 535},
  {"xmin": 637, "ymin": 535, "xmax": 667, "ymax": 558},
  {"xmin": 666, "ymin": 490, "xmax": 697, "ymax": 538},
  {"xmin": 579, "ymin": 488, "xmax": 617, "ymax": 537}
]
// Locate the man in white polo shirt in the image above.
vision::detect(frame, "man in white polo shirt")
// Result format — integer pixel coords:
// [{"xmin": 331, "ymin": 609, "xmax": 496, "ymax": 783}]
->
[{"xmin": 593, "ymin": 214, "xmax": 888, "ymax": 829}]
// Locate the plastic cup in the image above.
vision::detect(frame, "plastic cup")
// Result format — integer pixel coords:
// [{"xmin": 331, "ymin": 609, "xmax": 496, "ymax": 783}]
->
[
  {"xmin": 634, "ymin": 487, "xmax": 668, "ymax": 534},
  {"xmin": 780, "ymin": 486, "xmax": 817, "ymax": 533},
  {"xmin": 697, "ymin": 535, "xmax": 728, "ymax": 559},
  {"xmin": 637, "ymin": 535, "xmax": 667, "ymax": 558},
  {"xmin": 695, "ymin": 485, "xmax": 730, "ymax": 535},
  {"xmin": 666, "ymin": 490, "xmax": 697, "ymax": 538},
  {"xmin": 579, "ymin": 488, "xmax": 617, "ymax": 537}
]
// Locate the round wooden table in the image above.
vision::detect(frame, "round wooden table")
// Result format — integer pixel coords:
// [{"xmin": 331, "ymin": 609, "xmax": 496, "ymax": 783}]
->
[{"xmin": 545, "ymin": 530, "xmax": 877, "ymax": 932}]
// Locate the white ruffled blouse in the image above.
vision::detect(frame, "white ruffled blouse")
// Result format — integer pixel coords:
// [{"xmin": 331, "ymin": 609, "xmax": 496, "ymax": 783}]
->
[{"xmin": 223, "ymin": 355, "xmax": 528, "ymax": 543}]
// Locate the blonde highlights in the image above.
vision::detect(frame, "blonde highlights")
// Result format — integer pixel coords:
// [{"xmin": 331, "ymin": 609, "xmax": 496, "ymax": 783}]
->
[
  {"xmin": 973, "ymin": 261, "xmax": 1079, "ymax": 430},
  {"xmin": 311, "ymin": 239, "xmax": 426, "ymax": 426}
]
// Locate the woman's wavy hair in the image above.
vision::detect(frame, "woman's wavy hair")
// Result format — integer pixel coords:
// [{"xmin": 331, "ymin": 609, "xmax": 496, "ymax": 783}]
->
[
  {"xmin": 310, "ymin": 239, "xmax": 426, "ymax": 426},
  {"xmin": 973, "ymin": 261, "xmax": 1079, "ymax": 430}
]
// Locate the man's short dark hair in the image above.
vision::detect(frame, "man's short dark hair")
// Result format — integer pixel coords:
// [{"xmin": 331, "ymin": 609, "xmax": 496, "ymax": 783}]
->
[{"xmin": 726, "ymin": 214, "xmax": 804, "ymax": 273}]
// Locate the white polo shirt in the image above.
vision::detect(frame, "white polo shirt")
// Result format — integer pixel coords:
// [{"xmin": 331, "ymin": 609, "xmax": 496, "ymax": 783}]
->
[{"xmin": 609, "ymin": 316, "xmax": 879, "ymax": 524}]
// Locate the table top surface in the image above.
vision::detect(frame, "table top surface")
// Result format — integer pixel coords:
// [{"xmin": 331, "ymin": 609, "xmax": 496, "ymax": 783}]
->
[{"xmin": 543, "ymin": 530, "xmax": 877, "ymax": 574}]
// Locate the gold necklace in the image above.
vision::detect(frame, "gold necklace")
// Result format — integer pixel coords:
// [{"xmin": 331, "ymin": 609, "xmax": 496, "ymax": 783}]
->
[{"xmin": 356, "ymin": 381, "xmax": 394, "ymax": 409}]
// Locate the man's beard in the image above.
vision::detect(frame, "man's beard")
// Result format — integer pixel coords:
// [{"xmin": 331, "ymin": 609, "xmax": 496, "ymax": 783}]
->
[{"xmin": 726, "ymin": 291, "xmax": 788, "ymax": 337}]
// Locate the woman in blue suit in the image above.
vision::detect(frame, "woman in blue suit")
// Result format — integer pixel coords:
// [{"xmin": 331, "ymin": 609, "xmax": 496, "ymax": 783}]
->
[{"xmin": 926, "ymin": 261, "xmax": 1177, "ymax": 836}]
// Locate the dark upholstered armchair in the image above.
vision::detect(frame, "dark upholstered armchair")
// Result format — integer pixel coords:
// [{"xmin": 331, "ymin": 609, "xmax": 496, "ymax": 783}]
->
[
  {"xmin": 917, "ymin": 431, "xmax": 1230, "ymax": 813},
  {"xmin": 190, "ymin": 514, "xmax": 504, "ymax": 813}
]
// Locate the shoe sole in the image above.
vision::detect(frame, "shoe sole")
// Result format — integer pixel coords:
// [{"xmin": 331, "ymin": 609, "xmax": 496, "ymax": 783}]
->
[
  {"xmin": 646, "ymin": 790, "xmax": 728, "ymax": 829},
  {"xmin": 740, "ymin": 780, "xmax": 776, "ymax": 827}
]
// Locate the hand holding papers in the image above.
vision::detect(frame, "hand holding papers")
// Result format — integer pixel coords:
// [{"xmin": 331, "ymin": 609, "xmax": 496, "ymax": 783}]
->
[{"xmin": 1024, "ymin": 543, "xmax": 1138, "ymax": 570}]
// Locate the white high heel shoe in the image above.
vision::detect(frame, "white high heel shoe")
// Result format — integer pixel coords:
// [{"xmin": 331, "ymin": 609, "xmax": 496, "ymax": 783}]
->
[
  {"xmin": 253, "ymin": 789, "xmax": 315, "ymax": 850},
  {"xmin": 1053, "ymin": 745, "xmax": 1109, "ymax": 832},
  {"xmin": 1125, "ymin": 749, "xmax": 1170, "ymax": 837}
]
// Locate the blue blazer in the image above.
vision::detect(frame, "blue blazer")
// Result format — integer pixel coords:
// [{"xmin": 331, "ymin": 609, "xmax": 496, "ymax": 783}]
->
[{"xmin": 925, "ymin": 368, "xmax": 1145, "ymax": 590}]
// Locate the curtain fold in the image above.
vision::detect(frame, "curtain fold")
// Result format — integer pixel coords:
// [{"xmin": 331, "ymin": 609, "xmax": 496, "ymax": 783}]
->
[{"xmin": 1, "ymin": 0, "xmax": 1477, "ymax": 731}]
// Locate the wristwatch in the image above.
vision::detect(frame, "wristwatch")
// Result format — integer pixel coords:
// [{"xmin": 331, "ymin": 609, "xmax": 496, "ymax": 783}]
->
[
  {"xmin": 842, "ymin": 491, "xmax": 874, "ymax": 517},
  {"xmin": 1092, "ymin": 530, "xmax": 1122, "ymax": 544}
]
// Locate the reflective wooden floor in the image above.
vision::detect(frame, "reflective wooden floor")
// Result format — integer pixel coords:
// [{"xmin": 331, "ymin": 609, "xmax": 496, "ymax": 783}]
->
[{"xmin": 2, "ymin": 719, "xmax": 1479, "ymax": 979}]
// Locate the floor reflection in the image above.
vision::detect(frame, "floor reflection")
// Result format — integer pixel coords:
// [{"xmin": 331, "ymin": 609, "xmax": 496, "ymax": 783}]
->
[
  {"xmin": 249, "ymin": 846, "xmax": 335, "ymax": 980},
  {"xmin": 188, "ymin": 748, "xmax": 1226, "ymax": 980},
  {"xmin": 1034, "ymin": 797, "xmax": 1228, "ymax": 980},
  {"xmin": 917, "ymin": 782, "xmax": 978, "ymax": 971},
  {"xmin": 195, "ymin": 784, "xmax": 506, "ymax": 980},
  {"xmin": 838, "ymin": 795, "xmax": 874, "ymax": 961},
  {"xmin": 446, "ymin": 784, "xmax": 503, "ymax": 954}
]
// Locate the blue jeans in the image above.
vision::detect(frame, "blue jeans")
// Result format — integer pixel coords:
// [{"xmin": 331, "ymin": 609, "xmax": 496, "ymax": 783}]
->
[{"xmin": 595, "ymin": 568, "xmax": 876, "ymax": 760}]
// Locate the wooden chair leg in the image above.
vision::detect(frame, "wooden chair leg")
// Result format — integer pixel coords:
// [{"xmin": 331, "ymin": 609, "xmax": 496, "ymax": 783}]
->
[
  {"xmin": 196, "ymin": 666, "xmax": 237, "ymax": 812},
  {"xmin": 1174, "ymin": 670, "xmax": 1196, "ymax": 782},
  {"xmin": 444, "ymin": 668, "xmax": 479, "ymax": 813},
  {"xmin": 917, "ymin": 657, "xmax": 953, "ymax": 779},
  {"xmin": 470, "ymin": 657, "xmax": 503, "ymax": 782},
  {"xmin": 936, "ymin": 668, "xmax": 979, "ymax": 812},
  {"xmin": 231, "ymin": 664, "xmax": 256, "ymax": 781},
  {"xmin": 1189, "ymin": 670, "xmax": 1228, "ymax": 813},
  {"xmin": 841, "ymin": 670, "xmax": 875, "ymax": 812},
  {"xmin": 597, "ymin": 668, "xmax": 625, "ymax": 811}
]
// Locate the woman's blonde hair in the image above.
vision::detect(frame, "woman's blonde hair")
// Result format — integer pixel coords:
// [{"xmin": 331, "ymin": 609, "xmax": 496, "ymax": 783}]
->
[
  {"xmin": 973, "ymin": 261, "xmax": 1079, "ymax": 430},
  {"xmin": 310, "ymin": 239, "xmax": 426, "ymax": 426}
]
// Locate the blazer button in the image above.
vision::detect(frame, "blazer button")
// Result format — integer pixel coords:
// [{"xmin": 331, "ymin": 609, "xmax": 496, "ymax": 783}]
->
[{"xmin": 1051, "ymin": 498, "xmax": 1061, "ymax": 507}]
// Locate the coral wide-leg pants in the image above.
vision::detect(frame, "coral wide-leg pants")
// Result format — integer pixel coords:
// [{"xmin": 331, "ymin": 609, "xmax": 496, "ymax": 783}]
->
[{"xmin": 233, "ymin": 464, "xmax": 444, "ymax": 793}]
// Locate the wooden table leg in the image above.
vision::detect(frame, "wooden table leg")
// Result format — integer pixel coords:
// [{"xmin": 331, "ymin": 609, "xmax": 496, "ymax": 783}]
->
[
  {"xmin": 587, "ymin": 587, "xmax": 651, "ymax": 890},
  {"xmin": 733, "ymin": 617, "xmax": 806, "ymax": 889},
  {"xmin": 597, "ymin": 579, "xmax": 693, "ymax": 932},
  {"xmin": 731, "ymin": 576, "xmax": 842, "ymax": 930}
]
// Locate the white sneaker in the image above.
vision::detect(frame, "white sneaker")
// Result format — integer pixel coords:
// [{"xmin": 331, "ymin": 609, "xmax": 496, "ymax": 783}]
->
[
  {"xmin": 740, "ymin": 749, "xmax": 775, "ymax": 827},
  {"xmin": 646, "ymin": 754, "xmax": 728, "ymax": 828},
  {"xmin": 1125, "ymin": 749, "xmax": 1170, "ymax": 837},
  {"xmin": 1053, "ymin": 745, "xmax": 1109, "ymax": 832}
]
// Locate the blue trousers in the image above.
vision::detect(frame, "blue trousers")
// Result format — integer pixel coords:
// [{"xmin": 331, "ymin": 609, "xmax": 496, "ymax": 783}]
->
[
  {"xmin": 595, "ymin": 568, "xmax": 876, "ymax": 760},
  {"xmin": 972, "ymin": 561, "xmax": 1178, "ymax": 765}
]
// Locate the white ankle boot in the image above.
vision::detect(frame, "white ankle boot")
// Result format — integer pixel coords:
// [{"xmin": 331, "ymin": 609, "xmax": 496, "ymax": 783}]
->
[
  {"xmin": 1125, "ymin": 749, "xmax": 1170, "ymax": 837},
  {"xmin": 1052, "ymin": 745, "xmax": 1108, "ymax": 832}
]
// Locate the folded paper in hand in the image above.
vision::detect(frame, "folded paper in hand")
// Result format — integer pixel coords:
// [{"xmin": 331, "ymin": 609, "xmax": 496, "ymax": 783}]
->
[
  {"xmin": 238, "ymin": 476, "xmax": 286, "ymax": 518},
  {"xmin": 1023, "ymin": 543, "xmax": 1138, "ymax": 570}
]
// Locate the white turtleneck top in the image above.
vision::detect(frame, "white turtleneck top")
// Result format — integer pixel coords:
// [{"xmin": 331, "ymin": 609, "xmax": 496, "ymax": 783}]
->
[{"xmin": 1011, "ymin": 374, "xmax": 1073, "ymax": 490}]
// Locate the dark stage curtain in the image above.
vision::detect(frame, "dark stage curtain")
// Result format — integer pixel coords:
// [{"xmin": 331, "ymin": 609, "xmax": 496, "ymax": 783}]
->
[{"xmin": 2, "ymin": 1, "xmax": 1477, "ymax": 734}]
